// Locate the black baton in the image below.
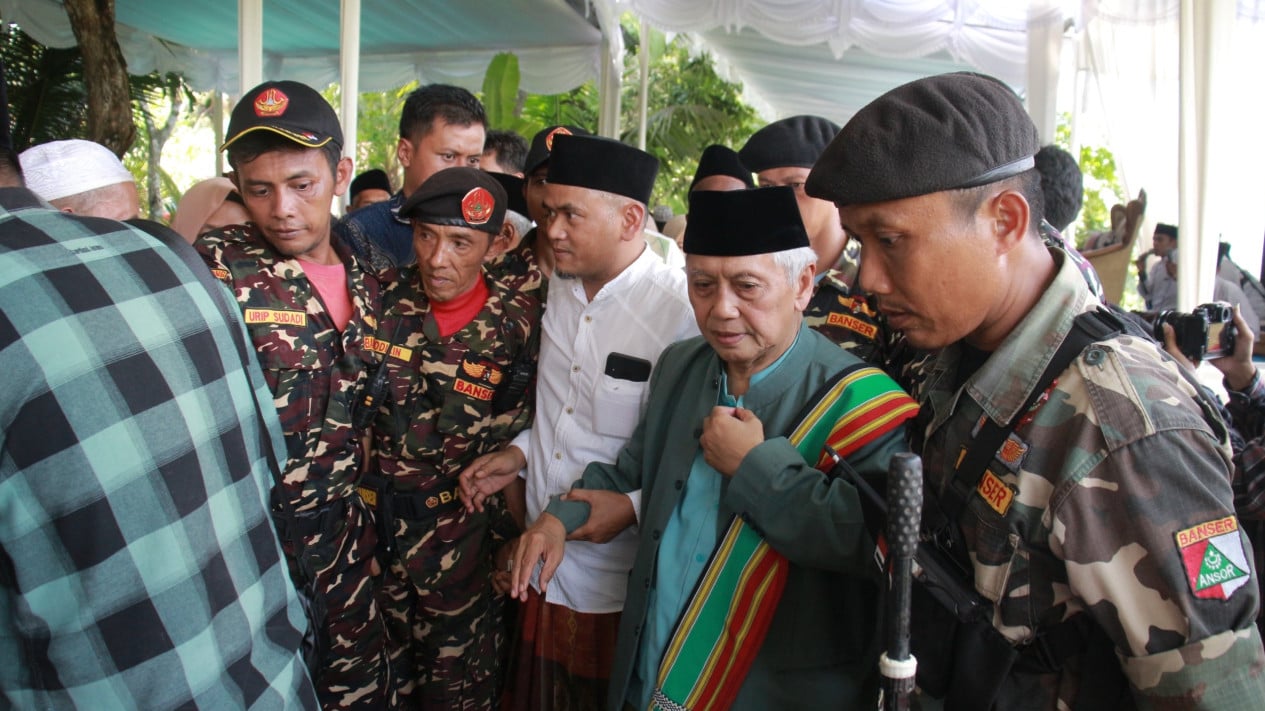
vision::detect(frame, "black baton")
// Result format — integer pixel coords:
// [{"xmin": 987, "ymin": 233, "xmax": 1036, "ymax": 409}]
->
[{"xmin": 881, "ymin": 452, "xmax": 922, "ymax": 711}]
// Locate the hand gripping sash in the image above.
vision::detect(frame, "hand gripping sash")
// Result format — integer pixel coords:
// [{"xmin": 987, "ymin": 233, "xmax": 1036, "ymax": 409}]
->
[{"xmin": 650, "ymin": 364, "xmax": 919, "ymax": 711}]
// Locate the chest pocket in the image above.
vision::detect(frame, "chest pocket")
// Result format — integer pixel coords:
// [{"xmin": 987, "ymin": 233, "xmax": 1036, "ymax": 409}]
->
[
  {"xmin": 960, "ymin": 471, "xmax": 1034, "ymax": 637},
  {"xmin": 247, "ymin": 318, "xmax": 332, "ymax": 453},
  {"xmin": 592, "ymin": 373, "xmax": 648, "ymax": 439},
  {"xmin": 436, "ymin": 348, "xmax": 515, "ymax": 438}
]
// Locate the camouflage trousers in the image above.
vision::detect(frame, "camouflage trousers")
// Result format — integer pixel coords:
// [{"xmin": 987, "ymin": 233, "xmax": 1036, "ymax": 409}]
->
[
  {"xmin": 380, "ymin": 504, "xmax": 508, "ymax": 710},
  {"xmin": 282, "ymin": 494, "xmax": 394, "ymax": 710}
]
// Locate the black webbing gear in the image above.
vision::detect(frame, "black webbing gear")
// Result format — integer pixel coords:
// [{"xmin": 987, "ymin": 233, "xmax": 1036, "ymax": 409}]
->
[
  {"xmin": 352, "ymin": 319, "xmax": 406, "ymax": 431},
  {"xmin": 131, "ymin": 218, "xmax": 329, "ymax": 678}
]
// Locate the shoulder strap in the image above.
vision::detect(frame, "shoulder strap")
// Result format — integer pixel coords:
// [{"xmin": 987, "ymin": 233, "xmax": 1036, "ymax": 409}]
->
[{"xmin": 941, "ymin": 307, "xmax": 1121, "ymax": 527}]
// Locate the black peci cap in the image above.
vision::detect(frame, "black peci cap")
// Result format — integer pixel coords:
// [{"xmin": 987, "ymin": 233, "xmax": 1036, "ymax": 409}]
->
[
  {"xmin": 739, "ymin": 115, "xmax": 840, "ymax": 173},
  {"xmin": 684, "ymin": 186, "xmax": 809, "ymax": 257},
  {"xmin": 806, "ymin": 72, "xmax": 1039, "ymax": 207},
  {"xmin": 222, "ymin": 80, "xmax": 343, "ymax": 152},
  {"xmin": 546, "ymin": 134, "xmax": 659, "ymax": 205},
  {"xmin": 350, "ymin": 168, "xmax": 392, "ymax": 199},
  {"xmin": 401, "ymin": 166, "xmax": 506, "ymax": 235},
  {"xmin": 690, "ymin": 145, "xmax": 754, "ymax": 191},
  {"xmin": 523, "ymin": 125, "xmax": 591, "ymax": 176}
]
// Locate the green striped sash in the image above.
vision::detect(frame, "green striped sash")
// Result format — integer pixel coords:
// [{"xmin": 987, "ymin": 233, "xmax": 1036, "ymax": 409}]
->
[{"xmin": 650, "ymin": 365, "xmax": 917, "ymax": 711}]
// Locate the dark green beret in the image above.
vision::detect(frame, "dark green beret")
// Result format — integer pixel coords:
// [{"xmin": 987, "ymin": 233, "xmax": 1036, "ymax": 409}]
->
[
  {"xmin": 739, "ymin": 115, "xmax": 840, "ymax": 172},
  {"xmin": 523, "ymin": 124, "xmax": 591, "ymax": 176},
  {"xmin": 805, "ymin": 72, "xmax": 1039, "ymax": 207},
  {"xmin": 401, "ymin": 166, "xmax": 506, "ymax": 235},
  {"xmin": 690, "ymin": 144, "xmax": 754, "ymax": 191},
  {"xmin": 684, "ymin": 186, "xmax": 809, "ymax": 256},
  {"xmin": 547, "ymin": 134, "xmax": 659, "ymax": 205}
]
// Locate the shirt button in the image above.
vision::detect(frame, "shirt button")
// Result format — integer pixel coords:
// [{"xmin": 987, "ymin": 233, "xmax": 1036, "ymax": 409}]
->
[
  {"xmin": 565, "ymin": 407, "xmax": 574, "ymax": 414},
  {"xmin": 584, "ymin": 315, "xmax": 592, "ymax": 322},
  {"xmin": 652, "ymin": 530, "xmax": 661, "ymax": 541},
  {"xmin": 572, "ymin": 364, "xmax": 580, "ymax": 372},
  {"xmin": 554, "ymin": 452, "xmax": 562, "ymax": 460},
  {"xmin": 674, "ymin": 480, "xmax": 683, "ymax": 490}
]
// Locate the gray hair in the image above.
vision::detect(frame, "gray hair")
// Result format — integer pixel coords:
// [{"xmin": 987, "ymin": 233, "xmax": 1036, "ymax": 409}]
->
[
  {"xmin": 504, "ymin": 209, "xmax": 532, "ymax": 238},
  {"xmin": 771, "ymin": 245, "xmax": 817, "ymax": 285}
]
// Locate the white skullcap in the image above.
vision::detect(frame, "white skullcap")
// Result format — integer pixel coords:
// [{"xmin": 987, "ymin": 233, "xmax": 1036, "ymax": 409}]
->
[{"xmin": 19, "ymin": 139, "xmax": 135, "ymax": 202}]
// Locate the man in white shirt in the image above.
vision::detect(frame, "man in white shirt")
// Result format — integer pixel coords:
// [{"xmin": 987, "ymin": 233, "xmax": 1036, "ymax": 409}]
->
[{"xmin": 459, "ymin": 133, "xmax": 698, "ymax": 710}]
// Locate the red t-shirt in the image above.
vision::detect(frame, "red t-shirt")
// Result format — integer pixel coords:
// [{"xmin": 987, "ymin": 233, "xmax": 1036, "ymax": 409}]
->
[{"xmin": 300, "ymin": 260, "xmax": 352, "ymax": 332}]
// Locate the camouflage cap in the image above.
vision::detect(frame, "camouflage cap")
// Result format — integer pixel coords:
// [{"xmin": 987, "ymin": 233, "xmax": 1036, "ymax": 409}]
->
[
  {"xmin": 806, "ymin": 72, "xmax": 1038, "ymax": 207},
  {"xmin": 402, "ymin": 166, "xmax": 506, "ymax": 235},
  {"xmin": 222, "ymin": 80, "xmax": 343, "ymax": 152}
]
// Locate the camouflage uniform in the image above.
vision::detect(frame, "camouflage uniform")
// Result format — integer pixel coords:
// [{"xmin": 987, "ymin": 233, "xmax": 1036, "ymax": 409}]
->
[
  {"xmin": 913, "ymin": 247, "xmax": 1265, "ymax": 709},
  {"xmin": 196, "ymin": 226, "xmax": 392, "ymax": 709},
  {"xmin": 803, "ymin": 267, "xmax": 889, "ymax": 365},
  {"xmin": 366, "ymin": 264, "xmax": 543, "ymax": 709}
]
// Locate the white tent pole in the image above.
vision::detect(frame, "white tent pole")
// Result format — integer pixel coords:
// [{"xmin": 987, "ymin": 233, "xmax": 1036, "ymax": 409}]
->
[
  {"xmin": 637, "ymin": 19, "xmax": 649, "ymax": 150},
  {"xmin": 238, "ymin": 0, "xmax": 263, "ymax": 93},
  {"xmin": 1026, "ymin": 0, "xmax": 1063, "ymax": 144},
  {"xmin": 339, "ymin": 0, "xmax": 361, "ymax": 211},
  {"xmin": 1177, "ymin": 0, "xmax": 1232, "ymax": 310},
  {"xmin": 213, "ymin": 93, "xmax": 225, "ymax": 176}
]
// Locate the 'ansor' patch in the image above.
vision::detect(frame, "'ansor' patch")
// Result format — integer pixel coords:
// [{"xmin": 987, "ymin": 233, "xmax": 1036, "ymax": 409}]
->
[{"xmin": 1175, "ymin": 516, "xmax": 1251, "ymax": 600}]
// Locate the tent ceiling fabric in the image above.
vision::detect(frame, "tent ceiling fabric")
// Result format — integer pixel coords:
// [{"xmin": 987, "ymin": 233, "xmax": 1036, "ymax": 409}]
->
[
  {"xmin": 0, "ymin": 0, "xmax": 603, "ymax": 95},
  {"xmin": 621, "ymin": 0, "xmax": 1051, "ymax": 121}
]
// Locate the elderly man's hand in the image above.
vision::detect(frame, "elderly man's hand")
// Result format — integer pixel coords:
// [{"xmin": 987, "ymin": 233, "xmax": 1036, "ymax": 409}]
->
[
  {"xmin": 1211, "ymin": 304, "xmax": 1258, "ymax": 392},
  {"xmin": 700, "ymin": 406, "xmax": 765, "ymax": 476},
  {"xmin": 561, "ymin": 489, "xmax": 636, "ymax": 543},
  {"xmin": 510, "ymin": 513, "xmax": 566, "ymax": 601}
]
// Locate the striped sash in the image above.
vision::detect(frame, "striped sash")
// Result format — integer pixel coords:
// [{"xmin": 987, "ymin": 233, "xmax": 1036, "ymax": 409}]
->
[{"xmin": 650, "ymin": 364, "xmax": 918, "ymax": 711}]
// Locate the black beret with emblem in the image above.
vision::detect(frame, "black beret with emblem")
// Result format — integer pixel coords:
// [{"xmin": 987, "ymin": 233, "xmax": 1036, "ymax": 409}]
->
[
  {"xmin": 547, "ymin": 134, "xmax": 659, "ymax": 206},
  {"xmin": 690, "ymin": 144, "xmax": 754, "ymax": 191},
  {"xmin": 401, "ymin": 166, "xmax": 506, "ymax": 235},
  {"xmin": 738, "ymin": 115, "xmax": 840, "ymax": 173},
  {"xmin": 221, "ymin": 80, "xmax": 343, "ymax": 152},
  {"xmin": 684, "ymin": 186, "xmax": 809, "ymax": 257},
  {"xmin": 524, "ymin": 124, "xmax": 591, "ymax": 176},
  {"xmin": 806, "ymin": 72, "xmax": 1039, "ymax": 207}
]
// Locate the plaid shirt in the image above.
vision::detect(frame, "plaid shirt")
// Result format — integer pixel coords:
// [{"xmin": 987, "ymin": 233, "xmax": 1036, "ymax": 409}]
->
[{"xmin": 0, "ymin": 189, "xmax": 317, "ymax": 709}]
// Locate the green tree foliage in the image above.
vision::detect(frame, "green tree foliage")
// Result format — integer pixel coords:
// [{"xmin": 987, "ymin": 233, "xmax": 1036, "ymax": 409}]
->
[
  {"xmin": 2, "ymin": 23, "xmax": 88, "ymax": 150},
  {"xmin": 326, "ymin": 82, "xmax": 414, "ymax": 193},
  {"xmin": 1054, "ymin": 115, "xmax": 1125, "ymax": 241}
]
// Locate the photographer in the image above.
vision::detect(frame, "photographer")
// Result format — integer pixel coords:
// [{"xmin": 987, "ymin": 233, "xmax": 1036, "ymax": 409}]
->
[{"xmin": 1162, "ymin": 305, "xmax": 1265, "ymax": 628}]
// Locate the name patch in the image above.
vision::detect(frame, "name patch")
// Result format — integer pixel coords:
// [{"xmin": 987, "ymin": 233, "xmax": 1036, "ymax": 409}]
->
[
  {"xmin": 977, "ymin": 469, "xmax": 1014, "ymax": 516},
  {"xmin": 1176, "ymin": 516, "xmax": 1251, "ymax": 599},
  {"xmin": 364, "ymin": 336, "xmax": 413, "ymax": 362},
  {"xmin": 826, "ymin": 312, "xmax": 878, "ymax": 339},
  {"xmin": 244, "ymin": 308, "xmax": 306, "ymax": 326}
]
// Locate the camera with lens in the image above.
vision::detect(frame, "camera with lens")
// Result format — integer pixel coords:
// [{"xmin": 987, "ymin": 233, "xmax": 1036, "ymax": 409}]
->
[{"xmin": 1152, "ymin": 301, "xmax": 1236, "ymax": 362}]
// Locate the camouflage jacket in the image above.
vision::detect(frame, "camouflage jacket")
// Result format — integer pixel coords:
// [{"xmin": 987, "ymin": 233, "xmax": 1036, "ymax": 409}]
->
[
  {"xmin": 369, "ymin": 266, "xmax": 543, "ymax": 492},
  {"xmin": 915, "ymin": 249, "xmax": 1265, "ymax": 709},
  {"xmin": 196, "ymin": 226, "xmax": 379, "ymax": 511}
]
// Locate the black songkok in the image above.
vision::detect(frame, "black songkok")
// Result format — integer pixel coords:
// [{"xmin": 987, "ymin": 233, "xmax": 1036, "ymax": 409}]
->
[
  {"xmin": 401, "ymin": 166, "xmax": 506, "ymax": 235},
  {"xmin": 547, "ymin": 134, "xmax": 659, "ymax": 206},
  {"xmin": 739, "ymin": 115, "xmax": 840, "ymax": 172},
  {"xmin": 523, "ymin": 125, "xmax": 591, "ymax": 176},
  {"xmin": 684, "ymin": 186, "xmax": 809, "ymax": 256},
  {"xmin": 690, "ymin": 144, "xmax": 754, "ymax": 191},
  {"xmin": 806, "ymin": 72, "xmax": 1039, "ymax": 207},
  {"xmin": 350, "ymin": 169, "xmax": 392, "ymax": 200}
]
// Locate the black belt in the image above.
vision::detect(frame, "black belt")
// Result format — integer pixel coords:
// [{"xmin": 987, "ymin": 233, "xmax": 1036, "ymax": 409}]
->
[{"xmin": 357, "ymin": 476, "xmax": 464, "ymax": 521}]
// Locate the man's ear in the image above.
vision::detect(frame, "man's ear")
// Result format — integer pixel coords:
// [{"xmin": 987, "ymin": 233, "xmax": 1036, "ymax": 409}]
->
[
  {"xmin": 792, "ymin": 261, "xmax": 816, "ymax": 311},
  {"xmin": 227, "ymin": 171, "xmax": 240, "ymax": 191},
  {"xmin": 396, "ymin": 137, "xmax": 413, "ymax": 169},
  {"xmin": 989, "ymin": 189, "xmax": 1031, "ymax": 255},
  {"xmin": 619, "ymin": 201, "xmax": 646, "ymax": 242},
  {"xmin": 485, "ymin": 223, "xmax": 514, "ymax": 263},
  {"xmin": 332, "ymin": 157, "xmax": 354, "ymax": 197}
]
